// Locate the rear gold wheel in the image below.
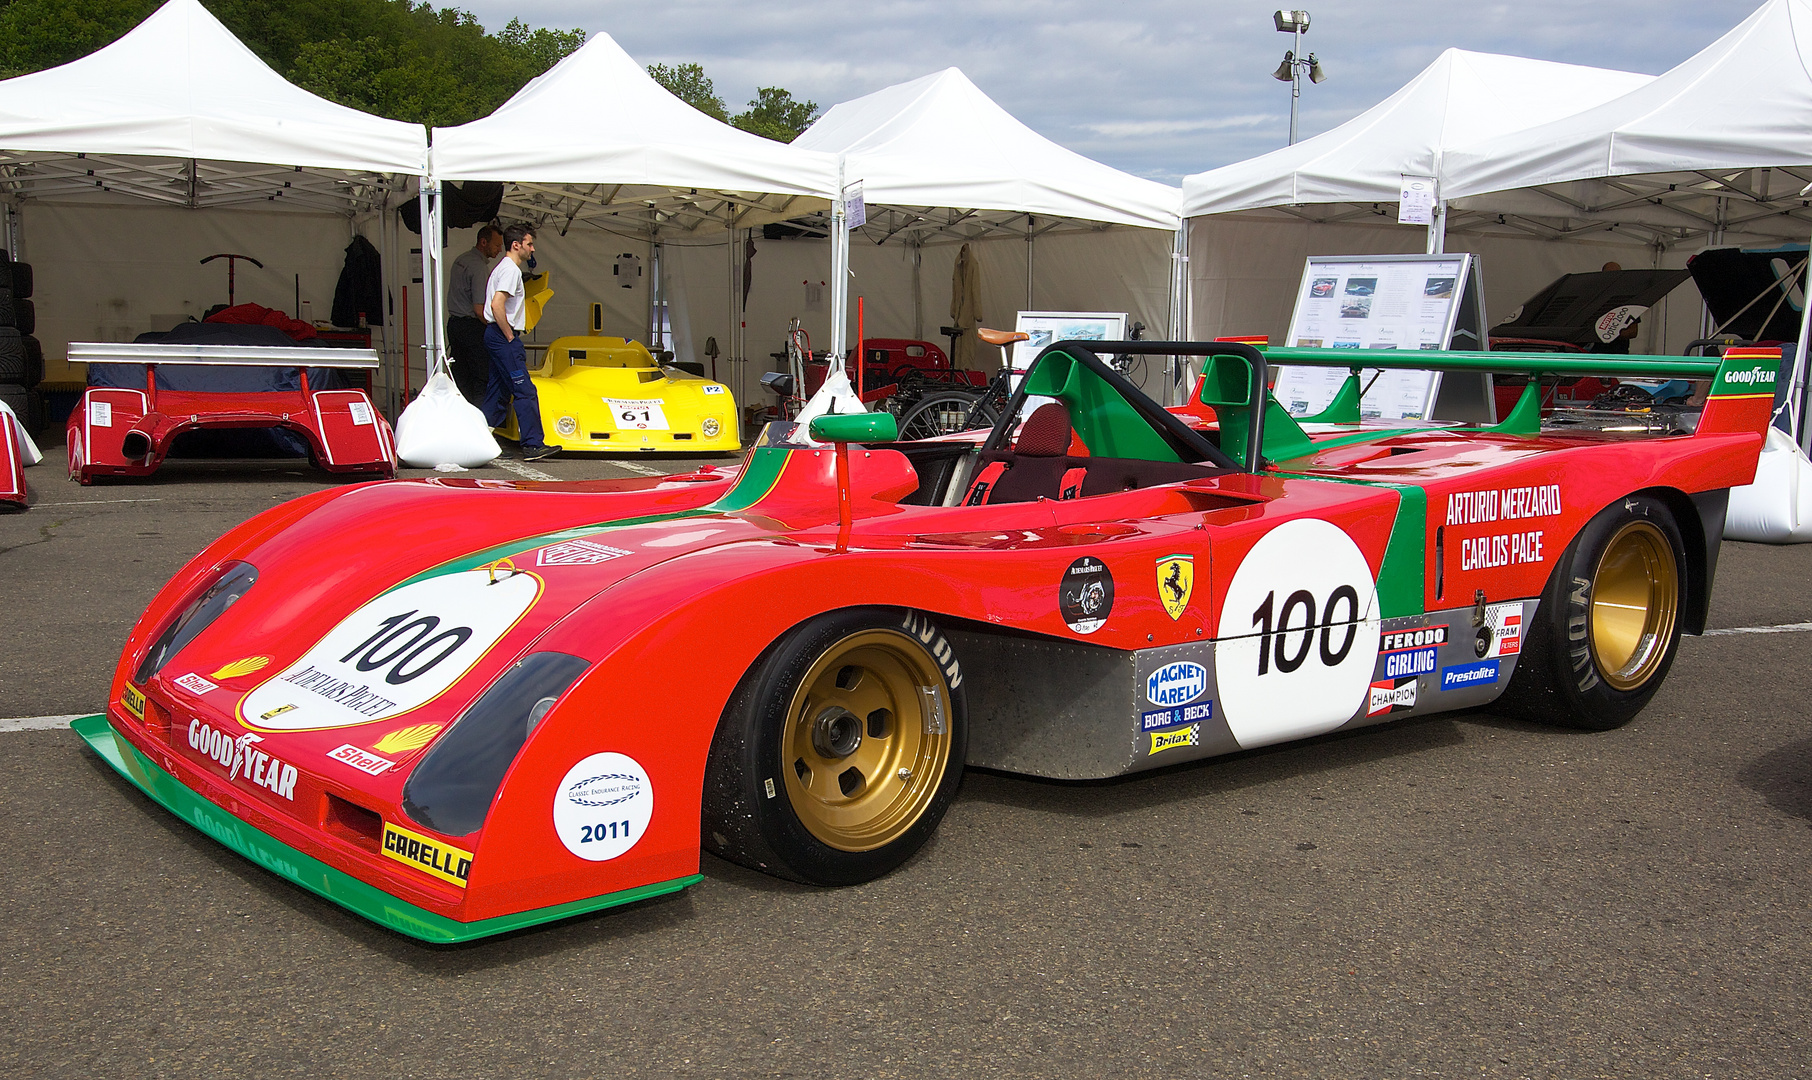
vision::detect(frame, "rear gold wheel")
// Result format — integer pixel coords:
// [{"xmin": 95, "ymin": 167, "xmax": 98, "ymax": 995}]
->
[{"xmin": 1589, "ymin": 521, "xmax": 1679, "ymax": 692}]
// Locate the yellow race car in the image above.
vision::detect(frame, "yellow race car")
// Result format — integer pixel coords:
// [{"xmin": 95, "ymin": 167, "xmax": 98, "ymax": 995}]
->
[{"xmin": 499, "ymin": 335, "xmax": 741, "ymax": 454}]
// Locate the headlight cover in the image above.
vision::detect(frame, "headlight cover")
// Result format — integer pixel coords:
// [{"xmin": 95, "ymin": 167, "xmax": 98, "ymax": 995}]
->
[
  {"xmin": 702, "ymin": 417, "xmax": 721, "ymax": 438},
  {"xmin": 555, "ymin": 415, "xmax": 578, "ymax": 437},
  {"xmin": 402, "ymin": 651, "xmax": 591, "ymax": 836},
  {"xmin": 134, "ymin": 561, "xmax": 258, "ymax": 684}
]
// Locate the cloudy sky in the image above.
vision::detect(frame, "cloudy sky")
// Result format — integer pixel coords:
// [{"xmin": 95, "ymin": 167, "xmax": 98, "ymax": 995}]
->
[{"xmin": 466, "ymin": 0, "xmax": 1764, "ymax": 184}]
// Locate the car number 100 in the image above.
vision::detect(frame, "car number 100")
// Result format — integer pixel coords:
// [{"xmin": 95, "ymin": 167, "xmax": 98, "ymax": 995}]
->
[{"xmin": 1250, "ymin": 585, "xmax": 1359, "ymax": 675}]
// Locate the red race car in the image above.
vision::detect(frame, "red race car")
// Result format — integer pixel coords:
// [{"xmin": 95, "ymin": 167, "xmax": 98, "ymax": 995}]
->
[
  {"xmin": 75, "ymin": 339, "xmax": 1773, "ymax": 942},
  {"xmin": 66, "ymin": 340, "xmax": 394, "ymax": 484}
]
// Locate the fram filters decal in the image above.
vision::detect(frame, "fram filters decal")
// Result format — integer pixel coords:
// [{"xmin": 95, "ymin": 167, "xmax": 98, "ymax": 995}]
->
[
  {"xmin": 1484, "ymin": 604, "xmax": 1523, "ymax": 658},
  {"xmin": 241, "ymin": 568, "xmax": 542, "ymax": 731},
  {"xmin": 1141, "ymin": 700, "xmax": 1213, "ymax": 732},
  {"xmin": 1146, "ymin": 661, "xmax": 1207, "ymax": 707},
  {"xmin": 1441, "ymin": 660, "xmax": 1500, "ymax": 689},
  {"xmin": 382, "ymin": 822, "xmax": 472, "ymax": 888},
  {"xmin": 1368, "ymin": 677, "xmax": 1418, "ymax": 716}
]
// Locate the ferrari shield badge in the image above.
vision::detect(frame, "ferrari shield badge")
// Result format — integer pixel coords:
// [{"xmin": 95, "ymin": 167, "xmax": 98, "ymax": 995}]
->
[{"xmin": 1157, "ymin": 554, "xmax": 1194, "ymax": 621}]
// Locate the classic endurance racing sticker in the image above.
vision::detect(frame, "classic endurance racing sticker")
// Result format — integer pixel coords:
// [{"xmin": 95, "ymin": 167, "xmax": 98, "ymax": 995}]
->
[
  {"xmin": 1214, "ymin": 518, "xmax": 1381, "ymax": 749},
  {"xmin": 554, "ymin": 752, "xmax": 655, "ymax": 862},
  {"xmin": 1059, "ymin": 556, "xmax": 1114, "ymax": 634},
  {"xmin": 240, "ymin": 568, "xmax": 542, "ymax": 731}
]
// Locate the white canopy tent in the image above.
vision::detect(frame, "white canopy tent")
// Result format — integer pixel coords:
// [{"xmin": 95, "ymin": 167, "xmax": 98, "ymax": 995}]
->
[
  {"xmin": 428, "ymin": 31, "xmax": 838, "ymax": 392},
  {"xmin": 1437, "ymin": 0, "xmax": 1812, "ymax": 541},
  {"xmin": 0, "ymin": 0, "xmax": 428, "ymax": 388},
  {"xmin": 1176, "ymin": 49, "xmax": 1696, "ymax": 355},
  {"xmin": 792, "ymin": 67, "xmax": 1183, "ymax": 394}
]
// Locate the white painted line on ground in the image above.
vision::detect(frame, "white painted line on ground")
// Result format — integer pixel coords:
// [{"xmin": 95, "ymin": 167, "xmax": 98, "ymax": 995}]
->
[
  {"xmin": 1702, "ymin": 621, "xmax": 1812, "ymax": 636},
  {"xmin": 492, "ymin": 459, "xmax": 557, "ymax": 482},
  {"xmin": 609, "ymin": 460, "xmax": 665, "ymax": 477},
  {"xmin": 0, "ymin": 715, "xmax": 84, "ymax": 732},
  {"xmin": 37, "ymin": 498, "xmax": 165, "ymax": 506}
]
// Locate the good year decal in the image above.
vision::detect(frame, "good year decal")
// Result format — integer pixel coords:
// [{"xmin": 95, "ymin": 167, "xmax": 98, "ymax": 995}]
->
[
  {"xmin": 1214, "ymin": 518, "xmax": 1381, "ymax": 749},
  {"xmin": 240, "ymin": 568, "xmax": 543, "ymax": 731}
]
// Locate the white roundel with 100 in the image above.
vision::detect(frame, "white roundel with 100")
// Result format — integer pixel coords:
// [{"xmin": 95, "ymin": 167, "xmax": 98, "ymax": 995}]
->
[
  {"xmin": 554, "ymin": 752, "xmax": 654, "ymax": 861},
  {"xmin": 241, "ymin": 569, "xmax": 540, "ymax": 731},
  {"xmin": 1215, "ymin": 518, "xmax": 1380, "ymax": 748}
]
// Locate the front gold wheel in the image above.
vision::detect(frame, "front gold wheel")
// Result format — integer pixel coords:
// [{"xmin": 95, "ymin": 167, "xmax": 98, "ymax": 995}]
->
[
  {"xmin": 781, "ymin": 629, "xmax": 953, "ymax": 852},
  {"xmin": 1589, "ymin": 520, "xmax": 1680, "ymax": 692}
]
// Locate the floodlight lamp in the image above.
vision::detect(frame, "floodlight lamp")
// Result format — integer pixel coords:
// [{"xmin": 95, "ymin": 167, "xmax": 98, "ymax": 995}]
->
[
  {"xmin": 1273, "ymin": 10, "xmax": 1309, "ymax": 33},
  {"xmin": 1272, "ymin": 53, "xmax": 1296, "ymax": 81},
  {"xmin": 1307, "ymin": 54, "xmax": 1327, "ymax": 83}
]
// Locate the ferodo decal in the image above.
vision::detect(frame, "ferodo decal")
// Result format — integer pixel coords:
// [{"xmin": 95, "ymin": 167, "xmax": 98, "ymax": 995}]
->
[
  {"xmin": 1214, "ymin": 518, "xmax": 1381, "ymax": 749},
  {"xmin": 382, "ymin": 822, "xmax": 472, "ymax": 888},
  {"xmin": 1060, "ymin": 556, "xmax": 1114, "ymax": 635},
  {"xmin": 1156, "ymin": 554, "xmax": 1194, "ymax": 621},
  {"xmin": 241, "ymin": 567, "xmax": 542, "ymax": 732},
  {"xmin": 1376, "ymin": 625, "xmax": 1446, "ymax": 679},
  {"xmin": 554, "ymin": 752, "xmax": 654, "ymax": 862}
]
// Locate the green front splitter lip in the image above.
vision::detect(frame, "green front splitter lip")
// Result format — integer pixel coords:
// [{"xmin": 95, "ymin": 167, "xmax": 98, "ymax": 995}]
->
[{"xmin": 71, "ymin": 715, "xmax": 701, "ymax": 944}]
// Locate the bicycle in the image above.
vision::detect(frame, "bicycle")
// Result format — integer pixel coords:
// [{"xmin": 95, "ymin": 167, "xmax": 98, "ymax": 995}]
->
[{"xmin": 895, "ymin": 327, "xmax": 1025, "ymax": 439}]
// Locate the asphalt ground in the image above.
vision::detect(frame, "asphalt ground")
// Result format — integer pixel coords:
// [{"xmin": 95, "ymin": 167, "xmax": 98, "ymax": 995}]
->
[{"xmin": 4, "ymin": 448, "xmax": 1812, "ymax": 1078}]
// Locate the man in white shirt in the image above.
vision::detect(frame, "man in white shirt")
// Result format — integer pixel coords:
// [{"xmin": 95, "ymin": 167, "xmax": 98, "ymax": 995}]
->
[
  {"xmin": 446, "ymin": 224, "xmax": 501, "ymax": 404},
  {"xmin": 482, "ymin": 223, "xmax": 555, "ymax": 460}
]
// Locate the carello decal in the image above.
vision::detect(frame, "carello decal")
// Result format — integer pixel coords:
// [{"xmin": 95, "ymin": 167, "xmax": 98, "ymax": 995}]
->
[
  {"xmin": 1145, "ymin": 661, "xmax": 1207, "ymax": 707},
  {"xmin": 381, "ymin": 822, "xmax": 472, "ymax": 888}
]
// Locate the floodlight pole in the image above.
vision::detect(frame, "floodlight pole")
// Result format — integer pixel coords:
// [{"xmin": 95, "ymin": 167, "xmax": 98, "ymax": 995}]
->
[{"xmin": 1288, "ymin": 20, "xmax": 1303, "ymax": 145}]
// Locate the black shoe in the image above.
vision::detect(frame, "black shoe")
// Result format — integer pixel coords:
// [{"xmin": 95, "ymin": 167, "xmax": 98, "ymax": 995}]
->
[{"xmin": 521, "ymin": 444, "xmax": 559, "ymax": 462}]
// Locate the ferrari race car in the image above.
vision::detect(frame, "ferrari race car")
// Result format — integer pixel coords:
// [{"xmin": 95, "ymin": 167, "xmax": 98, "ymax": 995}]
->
[
  {"xmin": 76, "ymin": 338, "xmax": 1773, "ymax": 942},
  {"xmin": 497, "ymin": 335, "xmax": 741, "ymax": 454},
  {"xmin": 65, "ymin": 336, "xmax": 394, "ymax": 484}
]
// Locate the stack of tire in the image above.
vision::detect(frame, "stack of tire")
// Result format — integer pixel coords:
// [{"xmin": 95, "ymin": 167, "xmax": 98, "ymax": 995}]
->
[{"xmin": 0, "ymin": 249, "xmax": 41, "ymax": 435}]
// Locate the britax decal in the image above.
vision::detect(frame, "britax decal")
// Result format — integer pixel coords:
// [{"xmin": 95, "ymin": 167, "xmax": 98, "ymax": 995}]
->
[
  {"xmin": 187, "ymin": 719, "xmax": 298, "ymax": 800},
  {"xmin": 1146, "ymin": 662, "xmax": 1207, "ymax": 707},
  {"xmin": 1149, "ymin": 725, "xmax": 1202, "ymax": 754}
]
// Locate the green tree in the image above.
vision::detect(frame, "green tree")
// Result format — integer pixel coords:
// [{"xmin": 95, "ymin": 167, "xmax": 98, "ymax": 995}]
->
[
  {"xmin": 647, "ymin": 61, "xmax": 727, "ymax": 122},
  {"xmin": 732, "ymin": 87, "xmax": 819, "ymax": 143}
]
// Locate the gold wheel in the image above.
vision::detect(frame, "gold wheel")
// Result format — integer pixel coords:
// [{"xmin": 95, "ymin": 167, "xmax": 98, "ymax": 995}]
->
[
  {"xmin": 1589, "ymin": 520, "xmax": 1680, "ymax": 692},
  {"xmin": 780, "ymin": 629, "xmax": 953, "ymax": 852}
]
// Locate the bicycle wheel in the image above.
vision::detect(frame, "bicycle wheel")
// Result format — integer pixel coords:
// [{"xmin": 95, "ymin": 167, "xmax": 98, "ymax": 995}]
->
[{"xmin": 899, "ymin": 391, "xmax": 996, "ymax": 440}]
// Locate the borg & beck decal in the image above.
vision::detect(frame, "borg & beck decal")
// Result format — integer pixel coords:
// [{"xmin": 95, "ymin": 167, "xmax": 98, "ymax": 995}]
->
[
  {"xmin": 240, "ymin": 568, "xmax": 542, "ymax": 731},
  {"xmin": 1060, "ymin": 556, "xmax": 1114, "ymax": 635},
  {"xmin": 187, "ymin": 720, "xmax": 297, "ymax": 800},
  {"xmin": 554, "ymin": 752, "xmax": 655, "ymax": 862},
  {"xmin": 382, "ymin": 822, "xmax": 472, "ymax": 888},
  {"xmin": 1142, "ymin": 660, "xmax": 1212, "ymax": 733}
]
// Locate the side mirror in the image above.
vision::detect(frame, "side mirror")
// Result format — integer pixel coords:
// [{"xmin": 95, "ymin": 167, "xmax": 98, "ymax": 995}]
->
[
  {"xmin": 760, "ymin": 370, "xmax": 796, "ymax": 398},
  {"xmin": 808, "ymin": 412, "xmax": 898, "ymax": 443}
]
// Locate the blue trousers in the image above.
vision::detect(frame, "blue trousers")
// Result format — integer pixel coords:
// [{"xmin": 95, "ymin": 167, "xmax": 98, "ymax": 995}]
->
[{"xmin": 482, "ymin": 323, "xmax": 545, "ymax": 448}]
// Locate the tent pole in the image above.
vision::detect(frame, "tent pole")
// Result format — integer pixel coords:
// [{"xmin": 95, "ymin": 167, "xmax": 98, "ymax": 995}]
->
[
  {"xmin": 912, "ymin": 238, "xmax": 923, "ymax": 341},
  {"xmin": 374, "ymin": 192, "xmax": 392, "ymax": 397},
  {"xmin": 1025, "ymin": 215, "xmax": 1035, "ymax": 311},
  {"xmin": 419, "ymin": 177, "xmax": 443, "ymax": 394},
  {"xmin": 1168, "ymin": 220, "xmax": 1191, "ymax": 406},
  {"xmin": 829, "ymin": 158, "xmax": 849, "ymax": 374},
  {"xmin": 1426, "ymin": 201, "xmax": 1447, "ymax": 255},
  {"xmin": 1793, "ymin": 219, "xmax": 1812, "ymax": 451}
]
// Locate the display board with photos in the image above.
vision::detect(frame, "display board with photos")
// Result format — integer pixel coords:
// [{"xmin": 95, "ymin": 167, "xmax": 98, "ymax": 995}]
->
[
  {"xmin": 1277, "ymin": 253, "xmax": 1486, "ymax": 422},
  {"xmin": 1011, "ymin": 311, "xmax": 1128, "ymax": 386}
]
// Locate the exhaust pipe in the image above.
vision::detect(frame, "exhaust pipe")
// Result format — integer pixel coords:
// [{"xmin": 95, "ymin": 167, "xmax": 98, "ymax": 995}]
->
[{"xmin": 120, "ymin": 425, "xmax": 156, "ymax": 459}]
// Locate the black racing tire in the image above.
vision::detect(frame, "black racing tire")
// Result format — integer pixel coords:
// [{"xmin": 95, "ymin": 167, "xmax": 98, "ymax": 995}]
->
[
  {"xmin": 0, "ymin": 327, "xmax": 22, "ymax": 384},
  {"xmin": 11, "ymin": 298, "xmax": 32, "ymax": 336},
  {"xmin": 899, "ymin": 391, "xmax": 995, "ymax": 441},
  {"xmin": 0, "ymin": 286, "xmax": 12, "ymax": 330},
  {"xmin": 1503, "ymin": 494, "xmax": 1687, "ymax": 730},
  {"xmin": 22, "ymin": 336, "xmax": 40, "ymax": 388},
  {"xmin": 7, "ymin": 261, "xmax": 30, "ymax": 299},
  {"xmin": 702, "ymin": 606, "xmax": 968, "ymax": 886}
]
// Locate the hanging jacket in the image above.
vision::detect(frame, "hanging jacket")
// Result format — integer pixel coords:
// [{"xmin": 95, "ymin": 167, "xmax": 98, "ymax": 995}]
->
[{"xmin": 332, "ymin": 235, "xmax": 384, "ymax": 327}]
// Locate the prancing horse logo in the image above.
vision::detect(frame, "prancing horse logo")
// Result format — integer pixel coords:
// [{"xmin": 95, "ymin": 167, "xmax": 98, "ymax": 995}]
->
[{"xmin": 1157, "ymin": 554, "xmax": 1194, "ymax": 621}]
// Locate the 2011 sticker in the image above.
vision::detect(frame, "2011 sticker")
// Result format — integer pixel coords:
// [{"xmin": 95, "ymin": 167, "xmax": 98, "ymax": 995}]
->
[{"xmin": 554, "ymin": 752, "xmax": 654, "ymax": 862}]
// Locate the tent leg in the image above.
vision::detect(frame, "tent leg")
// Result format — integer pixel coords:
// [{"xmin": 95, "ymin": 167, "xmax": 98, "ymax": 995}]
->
[
  {"xmin": 829, "ymin": 161, "xmax": 849, "ymax": 373},
  {"xmin": 1425, "ymin": 202, "xmax": 1447, "ymax": 255},
  {"xmin": 912, "ymin": 239, "xmax": 923, "ymax": 342},
  {"xmin": 1025, "ymin": 215, "xmax": 1035, "ymax": 311},
  {"xmin": 1167, "ymin": 220, "xmax": 1191, "ymax": 406},
  {"xmin": 1792, "ymin": 220, "xmax": 1812, "ymax": 450},
  {"xmin": 418, "ymin": 178, "xmax": 444, "ymax": 396}
]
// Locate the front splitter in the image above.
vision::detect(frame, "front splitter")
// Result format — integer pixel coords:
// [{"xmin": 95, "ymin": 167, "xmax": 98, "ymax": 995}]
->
[{"xmin": 72, "ymin": 715, "xmax": 700, "ymax": 944}]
